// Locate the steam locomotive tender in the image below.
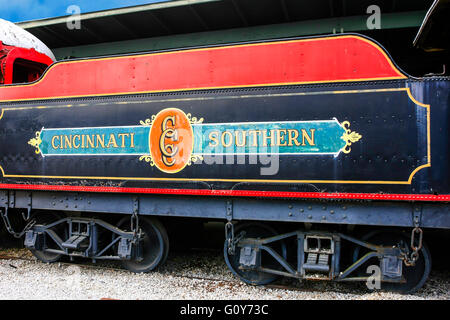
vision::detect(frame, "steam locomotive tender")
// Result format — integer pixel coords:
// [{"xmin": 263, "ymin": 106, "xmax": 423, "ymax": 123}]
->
[{"xmin": 0, "ymin": 33, "xmax": 449, "ymax": 293}]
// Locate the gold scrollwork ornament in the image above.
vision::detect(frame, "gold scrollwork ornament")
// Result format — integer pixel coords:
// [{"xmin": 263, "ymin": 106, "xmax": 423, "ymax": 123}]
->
[
  {"xmin": 138, "ymin": 155, "xmax": 155, "ymax": 166},
  {"xmin": 187, "ymin": 155, "xmax": 204, "ymax": 166},
  {"xmin": 341, "ymin": 121, "xmax": 362, "ymax": 154},
  {"xmin": 139, "ymin": 115, "xmax": 156, "ymax": 126},
  {"xmin": 186, "ymin": 113, "xmax": 204, "ymax": 124},
  {"xmin": 28, "ymin": 131, "xmax": 42, "ymax": 154}
]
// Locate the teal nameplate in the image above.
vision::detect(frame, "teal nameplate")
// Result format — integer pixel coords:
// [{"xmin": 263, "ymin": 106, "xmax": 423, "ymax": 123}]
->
[{"xmin": 28, "ymin": 108, "xmax": 362, "ymax": 173}]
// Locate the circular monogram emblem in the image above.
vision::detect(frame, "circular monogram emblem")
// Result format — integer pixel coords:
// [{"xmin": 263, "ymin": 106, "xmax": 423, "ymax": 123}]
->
[{"xmin": 149, "ymin": 108, "xmax": 194, "ymax": 174}]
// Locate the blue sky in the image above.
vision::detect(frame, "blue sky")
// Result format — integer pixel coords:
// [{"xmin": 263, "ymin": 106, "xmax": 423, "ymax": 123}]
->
[{"xmin": 0, "ymin": 0, "xmax": 168, "ymax": 22}]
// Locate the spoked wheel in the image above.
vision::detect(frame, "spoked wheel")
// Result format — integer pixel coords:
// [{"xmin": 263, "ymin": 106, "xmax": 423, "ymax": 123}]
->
[
  {"xmin": 117, "ymin": 216, "xmax": 169, "ymax": 273},
  {"xmin": 30, "ymin": 212, "xmax": 67, "ymax": 263},
  {"xmin": 224, "ymin": 222, "xmax": 287, "ymax": 285},
  {"xmin": 352, "ymin": 230, "xmax": 431, "ymax": 293}
]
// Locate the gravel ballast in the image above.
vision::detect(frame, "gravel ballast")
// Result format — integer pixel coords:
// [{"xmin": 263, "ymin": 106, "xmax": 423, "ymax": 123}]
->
[{"xmin": 0, "ymin": 248, "xmax": 448, "ymax": 300}]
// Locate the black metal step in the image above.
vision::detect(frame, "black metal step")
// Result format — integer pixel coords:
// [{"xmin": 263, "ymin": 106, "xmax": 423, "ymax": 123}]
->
[
  {"xmin": 303, "ymin": 253, "xmax": 331, "ymax": 272},
  {"xmin": 62, "ymin": 235, "xmax": 89, "ymax": 250}
]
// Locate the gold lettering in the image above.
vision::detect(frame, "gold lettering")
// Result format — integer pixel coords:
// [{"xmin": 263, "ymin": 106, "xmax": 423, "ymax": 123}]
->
[
  {"xmin": 86, "ymin": 135, "xmax": 95, "ymax": 148},
  {"xmin": 73, "ymin": 135, "xmax": 81, "ymax": 149},
  {"xmin": 118, "ymin": 133, "xmax": 129, "ymax": 148},
  {"xmin": 277, "ymin": 129, "xmax": 287, "ymax": 146},
  {"xmin": 221, "ymin": 131, "xmax": 233, "ymax": 148},
  {"xmin": 106, "ymin": 134, "xmax": 119, "ymax": 148},
  {"xmin": 208, "ymin": 131, "xmax": 219, "ymax": 147},
  {"xmin": 235, "ymin": 130, "xmax": 246, "ymax": 147},
  {"xmin": 160, "ymin": 116, "xmax": 177, "ymax": 166},
  {"xmin": 96, "ymin": 134, "xmax": 105, "ymax": 148},
  {"xmin": 262, "ymin": 129, "xmax": 276, "ymax": 147},
  {"xmin": 301, "ymin": 129, "xmax": 316, "ymax": 146},
  {"xmin": 130, "ymin": 133, "xmax": 135, "ymax": 148},
  {"xmin": 288, "ymin": 129, "xmax": 302, "ymax": 146},
  {"xmin": 248, "ymin": 130, "xmax": 261, "ymax": 147},
  {"xmin": 64, "ymin": 135, "xmax": 72, "ymax": 149},
  {"xmin": 51, "ymin": 136, "xmax": 60, "ymax": 150}
]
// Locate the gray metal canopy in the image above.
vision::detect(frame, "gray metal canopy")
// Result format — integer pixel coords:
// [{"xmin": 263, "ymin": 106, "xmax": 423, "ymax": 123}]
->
[{"xmin": 16, "ymin": 0, "xmax": 431, "ymax": 60}]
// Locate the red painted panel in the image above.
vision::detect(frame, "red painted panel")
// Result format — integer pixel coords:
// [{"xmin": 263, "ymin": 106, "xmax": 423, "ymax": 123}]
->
[
  {"xmin": 0, "ymin": 183, "xmax": 448, "ymax": 202},
  {"xmin": 0, "ymin": 35, "xmax": 406, "ymax": 102},
  {"xmin": 0, "ymin": 42, "xmax": 53, "ymax": 84}
]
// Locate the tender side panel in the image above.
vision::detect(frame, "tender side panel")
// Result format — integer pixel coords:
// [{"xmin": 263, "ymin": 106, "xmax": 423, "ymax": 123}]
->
[
  {"xmin": 0, "ymin": 35, "xmax": 448, "ymax": 201},
  {"xmin": 0, "ymin": 80, "xmax": 447, "ymax": 197}
]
